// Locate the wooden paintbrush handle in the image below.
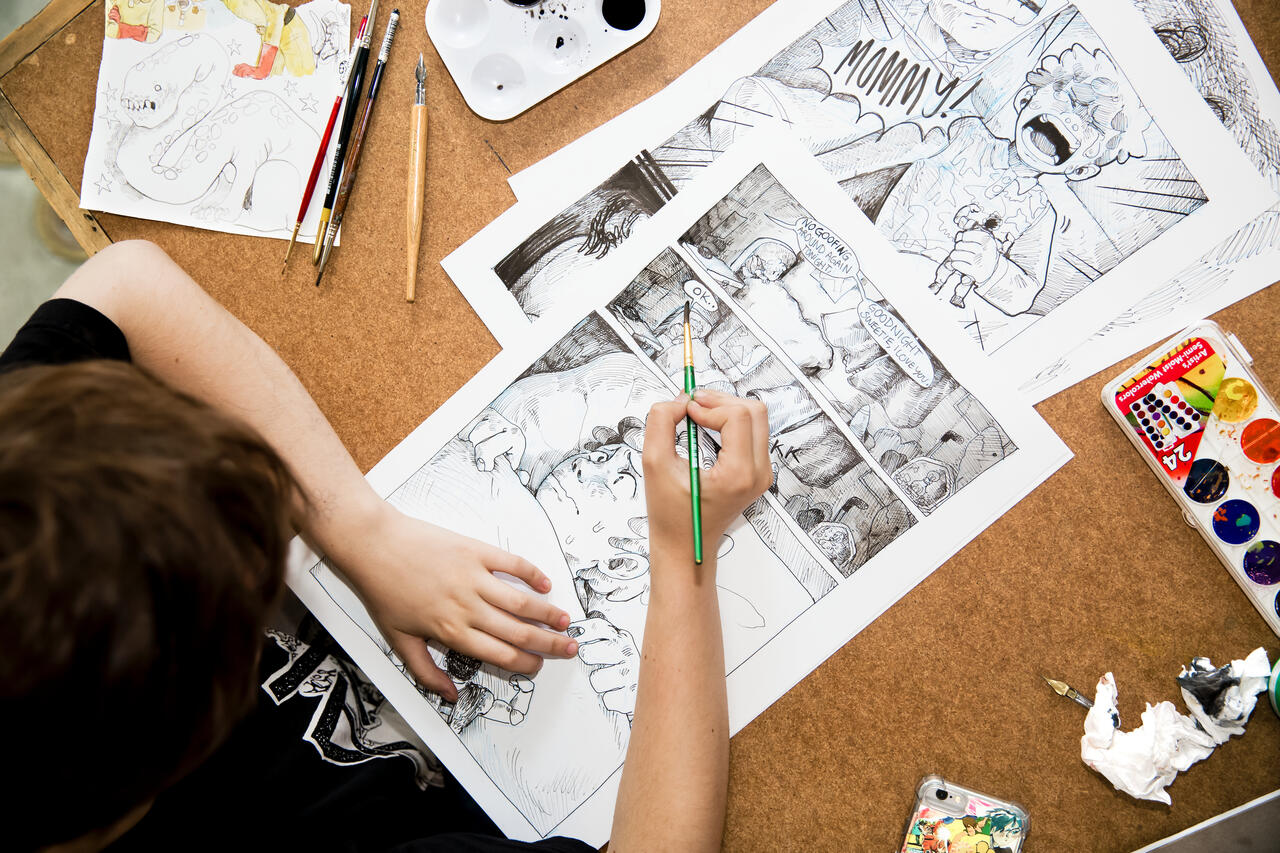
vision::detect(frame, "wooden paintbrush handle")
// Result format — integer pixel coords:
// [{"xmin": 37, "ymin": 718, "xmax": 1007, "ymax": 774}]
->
[
  {"xmin": 406, "ymin": 103, "xmax": 428, "ymax": 303},
  {"xmin": 331, "ymin": 92, "xmax": 376, "ymax": 226}
]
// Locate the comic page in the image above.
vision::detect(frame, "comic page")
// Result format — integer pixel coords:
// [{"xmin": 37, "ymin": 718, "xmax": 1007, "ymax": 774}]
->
[
  {"xmin": 286, "ymin": 135, "xmax": 1071, "ymax": 845},
  {"xmin": 446, "ymin": 0, "xmax": 1272, "ymax": 386},
  {"xmin": 80, "ymin": 0, "xmax": 349, "ymax": 241},
  {"xmin": 1020, "ymin": 0, "xmax": 1280, "ymax": 399}
]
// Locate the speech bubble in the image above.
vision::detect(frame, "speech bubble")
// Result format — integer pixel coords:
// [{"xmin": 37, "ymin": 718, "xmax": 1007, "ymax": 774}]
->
[
  {"xmin": 795, "ymin": 216, "xmax": 860, "ymax": 280},
  {"xmin": 857, "ymin": 299, "xmax": 935, "ymax": 388},
  {"xmin": 683, "ymin": 279, "xmax": 718, "ymax": 313}
]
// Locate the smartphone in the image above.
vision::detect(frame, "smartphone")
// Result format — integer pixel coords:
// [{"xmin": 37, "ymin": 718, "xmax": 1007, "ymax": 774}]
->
[{"xmin": 901, "ymin": 775, "xmax": 1029, "ymax": 853}]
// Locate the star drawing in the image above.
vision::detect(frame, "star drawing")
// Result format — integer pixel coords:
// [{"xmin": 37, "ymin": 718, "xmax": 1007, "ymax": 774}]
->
[
  {"xmin": 299, "ymin": 94, "xmax": 319, "ymax": 114},
  {"xmin": 284, "ymin": 80, "xmax": 299, "ymax": 97},
  {"xmin": 94, "ymin": 177, "xmax": 113, "ymax": 195}
]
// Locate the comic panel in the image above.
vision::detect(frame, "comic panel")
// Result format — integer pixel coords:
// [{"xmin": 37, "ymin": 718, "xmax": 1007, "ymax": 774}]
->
[
  {"xmin": 606, "ymin": 248, "xmax": 915, "ymax": 576},
  {"xmin": 310, "ymin": 312, "xmax": 817, "ymax": 835},
  {"xmin": 679, "ymin": 165, "xmax": 1018, "ymax": 515},
  {"xmin": 495, "ymin": 1, "xmax": 1207, "ymax": 355}
]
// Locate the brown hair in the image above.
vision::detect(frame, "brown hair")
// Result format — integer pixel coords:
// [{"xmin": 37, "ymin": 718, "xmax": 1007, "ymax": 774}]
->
[{"xmin": 0, "ymin": 361, "xmax": 297, "ymax": 848}]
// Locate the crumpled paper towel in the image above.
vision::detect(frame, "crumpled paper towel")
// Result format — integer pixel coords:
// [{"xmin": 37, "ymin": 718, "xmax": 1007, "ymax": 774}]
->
[{"xmin": 1080, "ymin": 648, "xmax": 1270, "ymax": 804}]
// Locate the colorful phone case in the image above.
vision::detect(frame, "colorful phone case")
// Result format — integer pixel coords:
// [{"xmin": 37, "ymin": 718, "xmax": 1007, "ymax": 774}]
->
[
  {"xmin": 1102, "ymin": 321, "xmax": 1280, "ymax": 637},
  {"xmin": 901, "ymin": 775, "xmax": 1029, "ymax": 853}
]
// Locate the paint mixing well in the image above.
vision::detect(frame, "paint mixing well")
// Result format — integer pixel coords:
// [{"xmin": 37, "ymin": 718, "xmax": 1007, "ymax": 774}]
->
[{"xmin": 426, "ymin": 0, "xmax": 660, "ymax": 121}]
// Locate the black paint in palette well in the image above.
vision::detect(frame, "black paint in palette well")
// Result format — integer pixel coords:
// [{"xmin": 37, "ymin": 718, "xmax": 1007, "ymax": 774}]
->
[
  {"xmin": 602, "ymin": 0, "xmax": 646, "ymax": 30},
  {"xmin": 1184, "ymin": 458, "xmax": 1229, "ymax": 504}
]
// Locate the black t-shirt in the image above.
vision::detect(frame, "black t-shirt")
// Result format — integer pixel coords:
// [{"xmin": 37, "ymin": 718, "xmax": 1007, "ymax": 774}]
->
[{"xmin": 2, "ymin": 300, "xmax": 595, "ymax": 853}]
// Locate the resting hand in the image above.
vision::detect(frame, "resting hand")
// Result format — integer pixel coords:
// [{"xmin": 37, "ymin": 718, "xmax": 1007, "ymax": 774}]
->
[
  {"xmin": 641, "ymin": 390, "xmax": 773, "ymax": 564},
  {"xmin": 335, "ymin": 504, "xmax": 578, "ymax": 702},
  {"xmin": 569, "ymin": 615, "xmax": 641, "ymax": 718}
]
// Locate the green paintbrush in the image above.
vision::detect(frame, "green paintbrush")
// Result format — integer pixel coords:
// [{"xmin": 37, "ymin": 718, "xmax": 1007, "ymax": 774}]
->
[{"xmin": 683, "ymin": 301, "xmax": 703, "ymax": 564}]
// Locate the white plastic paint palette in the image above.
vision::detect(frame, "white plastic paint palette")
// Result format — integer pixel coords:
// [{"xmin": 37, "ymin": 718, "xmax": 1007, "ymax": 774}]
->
[
  {"xmin": 426, "ymin": 0, "xmax": 661, "ymax": 121},
  {"xmin": 1104, "ymin": 322, "xmax": 1280, "ymax": 637}
]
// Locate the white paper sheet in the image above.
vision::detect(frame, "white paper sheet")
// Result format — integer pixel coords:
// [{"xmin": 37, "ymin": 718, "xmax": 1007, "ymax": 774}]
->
[
  {"xmin": 287, "ymin": 132, "xmax": 1071, "ymax": 845},
  {"xmin": 80, "ymin": 0, "xmax": 349, "ymax": 242},
  {"xmin": 1019, "ymin": 0, "xmax": 1280, "ymax": 399},
  {"xmin": 447, "ymin": 0, "xmax": 1273, "ymax": 387}
]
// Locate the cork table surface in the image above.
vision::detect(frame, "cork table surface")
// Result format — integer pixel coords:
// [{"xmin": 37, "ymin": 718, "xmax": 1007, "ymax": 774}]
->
[{"xmin": 2, "ymin": 1, "xmax": 1279, "ymax": 849}]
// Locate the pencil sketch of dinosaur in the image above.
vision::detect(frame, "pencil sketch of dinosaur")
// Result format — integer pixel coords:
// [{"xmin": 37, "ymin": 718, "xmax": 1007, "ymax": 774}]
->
[{"xmin": 111, "ymin": 33, "xmax": 315, "ymax": 230}]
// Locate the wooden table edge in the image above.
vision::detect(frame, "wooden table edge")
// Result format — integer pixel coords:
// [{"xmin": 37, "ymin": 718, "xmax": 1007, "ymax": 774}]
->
[{"xmin": 0, "ymin": 0, "xmax": 110, "ymax": 255}]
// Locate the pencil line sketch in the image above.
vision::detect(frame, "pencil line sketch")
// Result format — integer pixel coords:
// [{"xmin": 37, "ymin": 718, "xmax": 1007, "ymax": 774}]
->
[
  {"xmin": 605, "ymin": 248, "xmax": 916, "ymax": 575},
  {"xmin": 110, "ymin": 34, "xmax": 316, "ymax": 229},
  {"xmin": 662, "ymin": 164, "xmax": 1015, "ymax": 523},
  {"xmin": 309, "ymin": 312, "xmax": 819, "ymax": 836},
  {"xmin": 491, "ymin": 1, "xmax": 1209, "ymax": 359},
  {"xmin": 82, "ymin": 0, "xmax": 348, "ymax": 240},
  {"xmin": 1020, "ymin": 0, "xmax": 1280, "ymax": 399}
]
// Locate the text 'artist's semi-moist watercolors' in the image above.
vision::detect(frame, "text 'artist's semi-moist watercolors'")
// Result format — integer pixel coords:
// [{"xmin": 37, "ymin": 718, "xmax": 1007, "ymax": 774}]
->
[{"xmin": 1104, "ymin": 321, "xmax": 1280, "ymax": 637}]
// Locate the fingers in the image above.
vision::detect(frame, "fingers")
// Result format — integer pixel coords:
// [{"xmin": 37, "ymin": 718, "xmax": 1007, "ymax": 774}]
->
[
  {"xmin": 393, "ymin": 636, "xmax": 457, "ymax": 702},
  {"xmin": 476, "ymin": 608, "xmax": 578, "ymax": 659},
  {"xmin": 461, "ymin": 632, "xmax": 545, "ymax": 676},
  {"xmin": 641, "ymin": 395, "xmax": 691, "ymax": 477},
  {"xmin": 481, "ymin": 573, "xmax": 570, "ymax": 631},
  {"xmin": 688, "ymin": 390, "xmax": 759, "ymax": 471},
  {"xmin": 485, "ymin": 549, "xmax": 553, "ymax": 596}
]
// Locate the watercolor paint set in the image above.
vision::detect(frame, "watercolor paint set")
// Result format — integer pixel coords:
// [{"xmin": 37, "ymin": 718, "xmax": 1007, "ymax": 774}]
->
[
  {"xmin": 1103, "ymin": 321, "xmax": 1280, "ymax": 636},
  {"xmin": 426, "ymin": 0, "xmax": 660, "ymax": 121}
]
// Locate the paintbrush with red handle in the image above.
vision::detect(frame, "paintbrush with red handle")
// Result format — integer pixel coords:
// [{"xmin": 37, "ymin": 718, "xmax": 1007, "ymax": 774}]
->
[{"xmin": 280, "ymin": 15, "xmax": 367, "ymax": 275}]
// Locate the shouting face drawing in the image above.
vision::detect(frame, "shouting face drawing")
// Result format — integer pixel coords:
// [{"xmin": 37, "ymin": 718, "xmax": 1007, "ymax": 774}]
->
[{"xmin": 1013, "ymin": 45, "xmax": 1149, "ymax": 178}]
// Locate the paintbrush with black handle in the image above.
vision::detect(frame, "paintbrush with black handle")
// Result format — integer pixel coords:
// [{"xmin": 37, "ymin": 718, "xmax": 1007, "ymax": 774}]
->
[{"xmin": 315, "ymin": 9, "xmax": 399, "ymax": 286}]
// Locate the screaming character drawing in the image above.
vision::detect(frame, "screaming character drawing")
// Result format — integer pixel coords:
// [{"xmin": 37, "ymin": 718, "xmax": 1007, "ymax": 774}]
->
[{"xmin": 494, "ymin": 1, "xmax": 1208, "ymax": 360}]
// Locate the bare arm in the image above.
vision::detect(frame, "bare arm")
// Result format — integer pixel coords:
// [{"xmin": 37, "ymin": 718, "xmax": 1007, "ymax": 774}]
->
[
  {"xmin": 610, "ymin": 390, "xmax": 772, "ymax": 852},
  {"xmin": 53, "ymin": 240, "xmax": 577, "ymax": 697}
]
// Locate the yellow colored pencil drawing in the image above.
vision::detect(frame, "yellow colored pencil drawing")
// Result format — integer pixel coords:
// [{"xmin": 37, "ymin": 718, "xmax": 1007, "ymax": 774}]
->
[{"xmin": 106, "ymin": 0, "xmax": 316, "ymax": 79}]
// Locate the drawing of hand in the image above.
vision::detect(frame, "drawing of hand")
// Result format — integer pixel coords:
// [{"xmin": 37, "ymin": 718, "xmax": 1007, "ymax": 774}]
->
[
  {"xmin": 465, "ymin": 408, "xmax": 528, "ymax": 479},
  {"xmin": 568, "ymin": 614, "xmax": 640, "ymax": 719},
  {"xmin": 108, "ymin": 5, "xmax": 121, "ymax": 24},
  {"xmin": 575, "ymin": 552, "xmax": 650, "ymax": 611},
  {"xmin": 944, "ymin": 228, "xmax": 1003, "ymax": 284}
]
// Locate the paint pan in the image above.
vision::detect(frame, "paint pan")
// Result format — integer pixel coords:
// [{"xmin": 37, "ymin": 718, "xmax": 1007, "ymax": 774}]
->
[
  {"xmin": 1103, "ymin": 321, "xmax": 1280, "ymax": 637},
  {"xmin": 426, "ymin": 0, "xmax": 661, "ymax": 121}
]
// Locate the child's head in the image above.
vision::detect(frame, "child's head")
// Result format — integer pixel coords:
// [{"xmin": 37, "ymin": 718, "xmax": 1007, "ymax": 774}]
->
[
  {"xmin": 0, "ymin": 361, "xmax": 297, "ymax": 848},
  {"xmin": 1014, "ymin": 45, "xmax": 1151, "ymax": 180}
]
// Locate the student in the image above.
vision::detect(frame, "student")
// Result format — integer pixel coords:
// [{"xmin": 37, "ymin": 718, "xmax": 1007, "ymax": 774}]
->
[{"xmin": 1, "ymin": 240, "xmax": 772, "ymax": 851}]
